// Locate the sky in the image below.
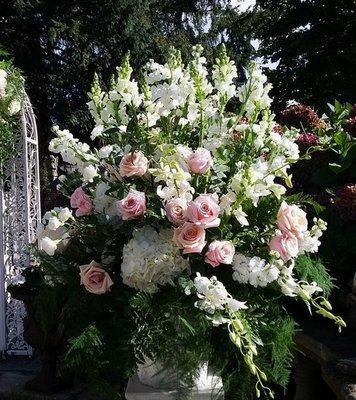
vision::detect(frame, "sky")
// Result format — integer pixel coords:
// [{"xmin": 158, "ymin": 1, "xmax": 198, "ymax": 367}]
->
[{"xmin": 230, "ymin": 0, "xmax": 257, "ymax": 12}]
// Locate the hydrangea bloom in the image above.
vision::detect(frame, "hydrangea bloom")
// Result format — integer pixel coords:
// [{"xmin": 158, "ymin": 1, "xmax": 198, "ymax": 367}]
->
[{"xmin": 121, "ymin": 227, "xmax": 189, "ymax": 293}]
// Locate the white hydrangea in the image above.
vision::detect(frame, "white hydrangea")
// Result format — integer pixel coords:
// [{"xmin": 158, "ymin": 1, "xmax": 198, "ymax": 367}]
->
[
  {"xmin": 0, "ymin": 69, "xmax": 7, "ymax": 97},
  {"xmin": 232, "ymin": 254, "xmax": 280, "ymax": 287},
  {"xmin": 121, "ymin": 226, "xmax": 189, "ymax": 293}
]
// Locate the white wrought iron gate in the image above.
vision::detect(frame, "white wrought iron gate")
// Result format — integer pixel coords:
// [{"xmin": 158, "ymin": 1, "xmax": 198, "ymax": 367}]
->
[{"xmin": 0, "ymin": 95, "xmax": 41, "ymax": 355}]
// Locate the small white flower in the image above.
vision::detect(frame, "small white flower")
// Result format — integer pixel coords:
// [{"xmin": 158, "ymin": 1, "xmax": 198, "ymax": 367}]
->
[
  {"xmin": 47, "ymin": 216, "xmax": 62, "ymax": 231},
  {"xmin": 98, "ymin": 145, "xmax": 113, "ymax": 159},
  {"xmin": 82, "ymin": 165, "xmax": 98, "ymax": 182},
  {"xmin": 58, "ymin": 207, "xmax": 72, "ymax": 223},
  {"xmin": 40, "ymin": 237, "xmax": 57, "ymax": 256},
  {"xmin": 233, "ymin": 206, "xmax": 249, "ymax": 226},
  {"xmin": 0, "ymin": 69, "xmax": 7, "ymax": 97},
  {"xmin": 8, "ymin": 100, "xmax": 21, "ymax": 115},
  {"xmin": 90, "ymin": 124, "xmax": 104, "ymax": 140}
]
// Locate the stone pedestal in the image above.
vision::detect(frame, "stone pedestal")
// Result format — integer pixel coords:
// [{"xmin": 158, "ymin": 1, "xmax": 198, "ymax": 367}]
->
[
  {"xmin": 126, "ymin": 362, "xmax": 224, "ymax": 400},
  {"xmin": 125, "ymin": 374, "xmax": 224, "ymax": 400}
]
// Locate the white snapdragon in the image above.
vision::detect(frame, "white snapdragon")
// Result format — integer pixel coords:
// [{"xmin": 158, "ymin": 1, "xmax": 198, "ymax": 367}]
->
[
  {"xmin": 212, "ymin": 45, "xmax": 238, "ymax": 108},
  {"xmin": 121, "ymin": 227, "xmax": 189, "ymax": 293},
  {"xmin": 233, "ymin": 206, "xmax": 249, "ymax": 226},
  {"xmin": 237, "ymin": 63, "xmax": 272, "ymax": 117},
  {"xmin": 90, "ymin": 124, "xmax": 104, "ymax": 140}
]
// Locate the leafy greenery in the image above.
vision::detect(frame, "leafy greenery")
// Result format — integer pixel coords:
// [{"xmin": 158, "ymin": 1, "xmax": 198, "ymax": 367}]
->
[
  {"xmin": 294, "ymin": 255, "xmax": 334, "ymax": 297},
  {"xmin": 0, "ymin": 57, "xmax": 24, "ymax": 177}
]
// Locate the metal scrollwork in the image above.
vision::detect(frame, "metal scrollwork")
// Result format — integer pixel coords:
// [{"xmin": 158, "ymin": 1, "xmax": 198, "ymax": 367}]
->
[{"xmin": 0, "ymin": 94, "xmax": 41, "ymax": 355}]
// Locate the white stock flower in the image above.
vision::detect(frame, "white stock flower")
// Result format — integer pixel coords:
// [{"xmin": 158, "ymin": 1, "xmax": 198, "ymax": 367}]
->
[{"xmin": 232, "ymin": 254, "xmax": 280, "ymax": 287}]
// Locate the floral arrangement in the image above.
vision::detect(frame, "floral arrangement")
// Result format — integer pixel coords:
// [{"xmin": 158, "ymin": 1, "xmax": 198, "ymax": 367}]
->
[
  {"xmin": 0, "ymin": 59, "xmax": 24, "ymax": 177},
  {"xmin": 36, "ymin": 46, "xmax": 345, "ymax": 399}
]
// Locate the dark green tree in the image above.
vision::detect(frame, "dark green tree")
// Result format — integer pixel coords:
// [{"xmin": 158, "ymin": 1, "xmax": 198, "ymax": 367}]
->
[
  {"xmin": 254, "ymin": 0, "xmax": 356, "ymax": 112},
  {"xmin": 0, "ymin": 0, "xmax": 255, "ymax": 156}
]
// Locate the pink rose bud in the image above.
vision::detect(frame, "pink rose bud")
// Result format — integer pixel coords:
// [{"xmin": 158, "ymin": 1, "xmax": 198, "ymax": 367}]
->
[
  {"xmin": 187, "ymin": 194, "xmax": 220, "ymax": 228},
  {"xmin": 205, "ymin": 240, "xmax": 235, "ymax": 267},
  {"xmin": 173, "ymin": 222, "xmax": 206, "ymax": 254},
  {"xmin": 119, "ymin": 151, "xmax": 148, "ymax": 177},
  {"xmin": 269, "ymin": 232, "xmax": 299, "ymax": 262},
  {"xmin": 188, "ymin": 148, "xmax": 213, "ymax": 174},
  {"xmin": 165, "ymin": 198, "xmax": 188, "ymax": 226},
  {"xmin": 116, "ymin": 189, "xmax": 146, "ymax": 220},
  {"xmin": 277, "ymin": 201, "xmax": 308, "ymax": 238},
  {"xmin": 70, "ymin": 187, "xmax": 93, "ymax": 217},
  {"xmin": 79, "ymin": 261, "xmax": 113, "ymax": 295}
]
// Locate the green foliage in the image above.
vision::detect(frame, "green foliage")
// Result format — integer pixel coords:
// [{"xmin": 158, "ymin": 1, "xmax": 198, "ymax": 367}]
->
[
  {"xmin": 63, "ymin": 324, "xmax": 103, "ymax": 370},
  {"xmin": 294, "ymin": 255, "xmax": 334, "ymax": 297},
  {"xmin": 267, "ymin": 316, "xmax": 295, "ymax": 387},
  {"xmin": 0, "ymin": 59, "xmax": 24, "ymax": 177}
]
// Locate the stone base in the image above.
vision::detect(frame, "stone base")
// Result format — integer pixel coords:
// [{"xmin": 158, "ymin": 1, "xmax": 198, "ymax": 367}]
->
[{"xmin": 125, "ymin": 374, "xmax": 224, "ymax": 400}]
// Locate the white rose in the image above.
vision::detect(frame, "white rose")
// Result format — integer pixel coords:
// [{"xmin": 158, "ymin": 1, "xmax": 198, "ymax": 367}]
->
[
  {"xmin": 58, "ymin": 207, "xmax": 72, "ymax": 222},
  {"xmin": 40, "ymin": 237, "xmax": 57, "ymax": 256},
  {"xmin": 98, "ymin": 145, "xmax": 113, "ymax": 159},
  {"xmin": 82, "ymin": 165, "xmax": 98, "ymax": 182}
]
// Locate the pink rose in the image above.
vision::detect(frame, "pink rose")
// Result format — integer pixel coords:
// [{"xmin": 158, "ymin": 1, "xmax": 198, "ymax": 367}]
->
[
  {"xmin": 116, "ymin": 189, "xmax": 146, "ymax": 220},
  {"xmin": 79, "ymin": 261, "xmax": 113, "ymax": 295},
  {"xmin": 70, "ymin": 187, "xmax": 93, "ymax": 217},
  {"xmin": 173, "ymin": 222, "xmax": 206, "ymax": 254},
  {"xmin": 188, "ymin": 148, "xmax": 213, "ymax": 174},
  {"xmin": 119, "ymin": 151, "xmax": 148, "ymax": 177},
  {"xmin": 269, "ymin": 232, "xmax": 299, "ymax": 262},
  {"xmin": 277, "ymin": 201, "xmax": 308, "ymax": 238},
  {"xmin": 205, "ymin": 240, "xmax": 235, "ymax": 267},
  {"xmin": 165, "ymin": 198, "xmax": 188, "ymax": 226},
  {"xmin": 187, "ymin": 194, "xmax": 220, "ymax": 228}
]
